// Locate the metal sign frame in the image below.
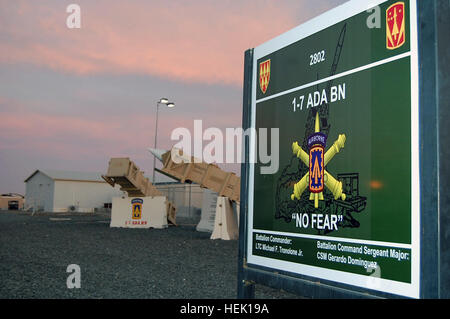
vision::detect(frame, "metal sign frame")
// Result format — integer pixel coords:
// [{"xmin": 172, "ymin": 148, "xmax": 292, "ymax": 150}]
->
[{"xmin": 237, "ymin": 0, "xmax": 449, "ymax": 299}]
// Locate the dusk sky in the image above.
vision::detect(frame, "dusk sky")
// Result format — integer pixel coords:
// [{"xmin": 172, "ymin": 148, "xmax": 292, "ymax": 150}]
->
[{"xmin": 0, "ymin": 0, "xmax": 347, "ymax": 194}]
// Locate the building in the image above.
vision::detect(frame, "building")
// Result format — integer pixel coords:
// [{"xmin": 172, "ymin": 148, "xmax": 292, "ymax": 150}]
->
[
  {"xmin": 0, "ymin": 193, "xmax": 24, "ymax": 210},
  {"xmin": 24, "ymin": 169, "xmax": 124, "ymax": 213}
]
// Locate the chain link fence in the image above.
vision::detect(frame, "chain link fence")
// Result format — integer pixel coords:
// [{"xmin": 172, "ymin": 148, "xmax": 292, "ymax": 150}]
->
[{"xmin": 155, "ymin": 183, "xmax": 203, "ymax": 221}]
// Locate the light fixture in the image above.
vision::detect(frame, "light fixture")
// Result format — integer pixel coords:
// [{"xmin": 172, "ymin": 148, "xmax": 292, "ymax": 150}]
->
[{"xmin": 153, "ymin": 97, "xmax": 175, "ymax": 183}]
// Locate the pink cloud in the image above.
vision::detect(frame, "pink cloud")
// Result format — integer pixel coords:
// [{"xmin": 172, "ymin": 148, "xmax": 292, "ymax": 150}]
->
[
  {"xmin": 0, "ymin": 112, "xmax": 124, "ymax": 156},
  {"xmin": 0, "ymin": 0, "xmax": 301, "ymax": 85},
  {"xmin": 0, "ymin": 106, "xmax": 243, "ymax": 161},
  {"xmin": 0, "ymin": 110, "xmax": 247, "ymax": 176}
]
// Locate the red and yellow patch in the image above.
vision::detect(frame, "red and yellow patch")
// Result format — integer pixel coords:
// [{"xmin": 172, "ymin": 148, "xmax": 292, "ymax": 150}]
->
[
  {"xmin": 259, "ymin": 59, "xmax": 271, "ymax": 94},
  {"xmin": 386, "ymin": 2, "xmax": 406, "ymax": 50}
]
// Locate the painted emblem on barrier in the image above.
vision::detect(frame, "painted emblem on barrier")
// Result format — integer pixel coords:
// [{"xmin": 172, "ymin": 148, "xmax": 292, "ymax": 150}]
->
[
  {"xmin": 259, "ymin": 59, "xmax": 271, "ymax": 94},
  {"xmin": 131, "ymin": 198, "xmax": 143, "ymax": 220},
  {"xmin": 291, "ymin": 112, "xmax": 347, "ymax": 208},
  {"xmin": 386, "ymin": 2, "xmax": 406, "ymax": 50}
]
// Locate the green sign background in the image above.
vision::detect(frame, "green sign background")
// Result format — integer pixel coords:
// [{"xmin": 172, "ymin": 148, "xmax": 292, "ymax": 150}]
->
[{"xmin": 250, "ymin": 0, "xmax": 415, "ymax": 286}]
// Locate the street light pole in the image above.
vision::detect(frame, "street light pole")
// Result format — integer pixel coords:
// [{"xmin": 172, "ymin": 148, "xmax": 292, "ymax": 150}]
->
[
  {"xmin": 152, "ymin": 98, "xmax": 174, "ymax": 183},
  {"xmin": 153, "ymin": 102, "xmax": 160, "ymax": 183}
]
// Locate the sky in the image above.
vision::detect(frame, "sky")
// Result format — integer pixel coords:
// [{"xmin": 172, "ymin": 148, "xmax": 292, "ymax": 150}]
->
[{"xmin": 0, "ymin": 0, "xmax": 348, "ymax": 195}]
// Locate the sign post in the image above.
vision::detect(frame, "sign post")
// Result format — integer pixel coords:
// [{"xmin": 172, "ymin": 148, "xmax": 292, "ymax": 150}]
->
[{"xmin": 238, "ymin": 0, "xmax": 449, "ymax": 299}]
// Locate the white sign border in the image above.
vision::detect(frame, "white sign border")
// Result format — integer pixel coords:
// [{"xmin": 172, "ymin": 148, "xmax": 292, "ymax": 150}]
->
[{"xmin": 247, "ymin": 0, "xmax": 420, "ymax": 299}]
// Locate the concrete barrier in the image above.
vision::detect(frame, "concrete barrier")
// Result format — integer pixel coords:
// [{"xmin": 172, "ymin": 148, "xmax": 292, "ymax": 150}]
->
[
  {"xmin": 210, "ymin": 196, "xmax": 239, "ymax": 240},
  {"xmin": 110, "ymin": 196, "xmax": 168, "ymax": 229}
]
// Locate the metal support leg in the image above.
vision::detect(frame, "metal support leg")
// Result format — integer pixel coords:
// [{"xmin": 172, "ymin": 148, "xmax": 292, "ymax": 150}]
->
[{"xmin": 237, "ymin": 279, "xmax": 255, "ymax": 299}]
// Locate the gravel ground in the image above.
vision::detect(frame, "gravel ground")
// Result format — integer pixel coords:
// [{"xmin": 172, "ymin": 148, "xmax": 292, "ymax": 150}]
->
[{"xmin": 0, "ymin": 211, "xmax": 300, "ymax": 299}]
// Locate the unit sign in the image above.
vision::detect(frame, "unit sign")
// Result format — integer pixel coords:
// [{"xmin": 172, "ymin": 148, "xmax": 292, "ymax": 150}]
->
[{"xmin": 247, "ymin": 0, "xmax": 419, "ymax": 298}]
